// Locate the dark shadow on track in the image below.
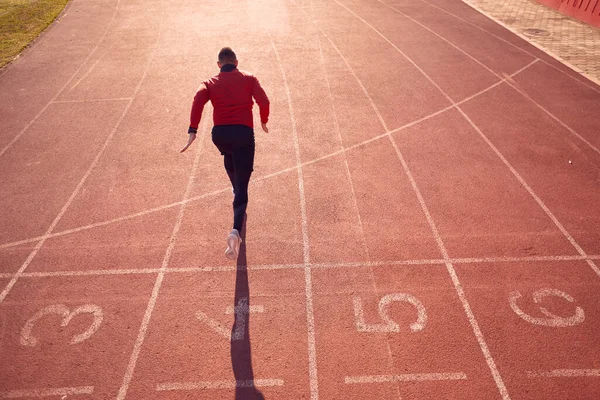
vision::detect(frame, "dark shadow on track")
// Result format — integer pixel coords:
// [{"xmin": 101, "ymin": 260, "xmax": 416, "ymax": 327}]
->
[{"xmin": 230, "ymin": 221, "xmax": 265, "ymax": 400}]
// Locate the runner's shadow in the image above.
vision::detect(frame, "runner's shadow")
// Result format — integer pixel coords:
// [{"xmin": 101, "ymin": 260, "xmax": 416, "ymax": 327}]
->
[{"xmin": 231, "ymin": 224, "xmax": 265, "ymax": 400}]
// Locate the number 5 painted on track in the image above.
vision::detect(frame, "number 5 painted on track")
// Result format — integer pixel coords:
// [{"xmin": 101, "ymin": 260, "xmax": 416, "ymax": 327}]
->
[
  {"xmin": 509, "ymin": 288, "xmax": 584, "ymax": 327},
  {"xmin": 353, "ymin": 294, "xmax": 427, "ymax": 333},
  {"xmin": 20, "ymin": 304, "xmax": 104, "ymax": 347}
]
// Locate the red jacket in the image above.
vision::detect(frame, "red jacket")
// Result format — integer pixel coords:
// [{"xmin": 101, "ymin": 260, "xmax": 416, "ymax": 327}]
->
[{"xmin": 189, "ymin": 67, "xmax": 270, "ymax": 129}]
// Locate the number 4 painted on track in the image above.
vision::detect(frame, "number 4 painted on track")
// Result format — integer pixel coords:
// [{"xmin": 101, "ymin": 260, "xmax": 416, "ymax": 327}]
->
[
  {"xmin": 195, "ymin": 296, "xmax": 264, "ymax": 341},
  {"xmin": 353, "ymin": 294, "xmax": 427, "ymax": 333}
]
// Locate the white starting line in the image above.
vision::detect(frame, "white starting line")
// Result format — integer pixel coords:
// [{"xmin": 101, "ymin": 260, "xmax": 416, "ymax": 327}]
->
[
  {"xmin": 0, "ymin": 386, "xmax": 93, "ymax": 398},
  {"xmin": 345, "ymin": 372, "xmax": 467, "ymax": 384},
  {"xmin": 156, "ymin": 379, "xmax": 284, "ymax": 391},
  {"xmin": 527, "ymin": 369, "xmax": 600, "ymax": 378}
]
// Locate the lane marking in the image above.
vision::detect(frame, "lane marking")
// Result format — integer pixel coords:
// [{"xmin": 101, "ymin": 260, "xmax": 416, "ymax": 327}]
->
[
  {"xmin": 51, "ymin": 98, "xmax": 133, "ymax": 104},
  {"xmin": 195, "ymin": 310, "xmax": 231, "ymax": 340},
  {"xmin": 316, "ymin": 34, "xmax": 370, "ymax": 260},
  {"xmin": 230, "ymin": 297, "xmax": 255, "ymax": 341},
  {"xmin": 345, "ymin": 373, "xmax": 467, "ymax": 383},
  {"xmin": 0, "ymin": 98, "xmax": 136, "ymax": 303},
  {"xmin": 509, "ymin": 289, "xmax": 585, "ymax": 327},
  {"xmin": 272, "ymin": 38, "xmax": 319, "ymax": 400},
  {"xmin": 315, "ymin": 28, "xmax": 389, "ymax": 131},
  {"xmin": 0, "ymin": 386, "xmax": 94, "ymax": 398},
  {"xmin": 527, "ymin": 369, "xmax": 600, "ymax": 378},
  {"xmin": 313, "ymin": 2, "xmax": 512, "ymax": 397},
  {"xmin": 0, "ymin": 0, "xmax": 123, "ymax": 158},
  {"xmin": 116, "ymin": 108, "xmax": 207, "ymax": 400},
  {"xmin": 389, "ymin": 131, "xmax": 511, "ymax": 399},
  {"xmin": 1, "ymin": 254, "xmax": 597, "ymax": 279},
  {"xmin": 196, "ymin": 297, "xmax": 265, "ymax": 341},
  {"xmin": 376, "ymin": 0, "xmax": 501, "ymax": 78},
  {"xmin": 20, "ymin": 304, "xmax": 103, "ymax": 346},
  {"xmin": 353, "ymin": 294, "xmax": 427, "ymax": 333},
  {"xmin": 502, "ymin": 75, "xmax": 600, "ymax": 156},
  {"xmin": 156, "ymin": 379, "xmax": 284, "ymax": 391},
  {"xmin": 225, "ymin": 304, "xmax": 264, "ymax": 314},
  {"xmin": 456, "ymin": 109, "xmax": 600, "ymax": 280}
]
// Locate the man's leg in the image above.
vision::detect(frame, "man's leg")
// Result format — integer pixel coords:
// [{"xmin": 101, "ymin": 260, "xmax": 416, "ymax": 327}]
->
[
  {"xmin": 232, "ymin": 168, "xmax": 252, "ymax": 232},
  {"xmin": 214, "ymin": 125, "xmax": 254, "ymax": 260},
  {"xmin": 233, "ymin": 127, "xmax": 255, "ymax": 232},
  {"xmin": 232, "ymin": 128, "xmax": 255, "ymax": 233},
  {"xmin": 224, "ymin": 153, "xmax": 235, "ymax": 191}
]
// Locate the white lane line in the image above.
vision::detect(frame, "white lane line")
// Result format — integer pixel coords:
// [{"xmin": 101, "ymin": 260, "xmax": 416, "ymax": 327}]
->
[
  {"xmin": 316, "ymin": 34, "xmax": 370, "ymax": 260},
  {"xmin": 0, "ymin": 93, "xmax": 140, "ymax": 302},
  {"xmin": 318, "ymin": 32, "xmax": 389, "ymax": 131},
  {"xmin": 0, "ymin": 268, "xmax": 161, "ymax": 279},
  {"xmin": 376, "ymin": 0, "xmax": 501, "ymax": 77},
  {"xmin": 0, "ymin": 386, "xmax": 94, "ymax": 398},
  {"xmin": 0, "ymin": 254, "xmax": 595, "ymax": 279},
  {"xmin": 345, "ymin": 372, "xmax": 467, "ymax": 384},
  {"xmin": 116, "ymin": 105, "xmax": 207, "ymax": 400},
  {"xmin": 308, "ymin": 4, "xmax": 403, "ymax": 383},
  {"xmin": 0, "ymin": 0, "xmax": 123, "ymax": 158},
  {"xmin": 156, "ymin": 379, "xmax": 284, "ymax": 391},
  {"xmin": 457, "ymin": 109, "xmax": 600, "ymax": 280},
  {"xmin": 272, "ymin": 38, "xmax": 319, "ymax": 400},
  {"xmin": 450, "ymin": 254, "xmax": 587, "ymax": 264},
  {"xmin": 225, "ymin": 304, "xmax": 264, "ymax": 314},
  {"xmin": 527, "ymin": 369, "xmax": 600, "ymax": 378},
  {"xmin": 195, "ymin": 310, "xmax": 231, "ymax": 339},
  {"xmin": 329, "ymin": 2, "xmax": 511, "ymax": 398},
  {"xmin": 51, "ymin": 97, "xmax": 133, "ymax": 104},
  {"xmin": 388, "ymin": 134, "xmax": 511, "ymax": 399},
  {"xmin": 502, "ymin": 75, "xmax": 600, "ymax": 155},
  {"xmin": 409, "ymin": 0, "xmax": 600, "ymax": 91},
  {"xmin": 67, "ymin": 56, "xmax": 104, "ymax": 93}
]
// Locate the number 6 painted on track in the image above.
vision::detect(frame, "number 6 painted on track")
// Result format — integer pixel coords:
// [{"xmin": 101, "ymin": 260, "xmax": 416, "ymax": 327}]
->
[
  {"xmin": 353, "ymin": 293, "xmax": 427, "ymax": 333},
  {"xmin": 20, "ymin": 304, "xmax": 104, "ymax": 347},
  {"xmin": 509, "ymin": 288, "xmax": 584, "ymax": 327}
]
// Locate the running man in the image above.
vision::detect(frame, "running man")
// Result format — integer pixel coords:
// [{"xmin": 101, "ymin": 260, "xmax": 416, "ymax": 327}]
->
[{"xmin": 181, "ymin": 47, "xmax": 270, "ymax": 260}]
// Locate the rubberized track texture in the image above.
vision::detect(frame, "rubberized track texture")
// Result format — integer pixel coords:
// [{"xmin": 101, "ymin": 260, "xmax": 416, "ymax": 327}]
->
[{"xmin": 0, "ymin": 0, "xmax": 599, "ymax": 399}]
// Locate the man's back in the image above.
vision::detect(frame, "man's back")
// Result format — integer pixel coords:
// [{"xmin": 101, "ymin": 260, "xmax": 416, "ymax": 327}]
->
[{"xmin": 191, "ymin": 67, "xmax": 269, "ymax": 129}]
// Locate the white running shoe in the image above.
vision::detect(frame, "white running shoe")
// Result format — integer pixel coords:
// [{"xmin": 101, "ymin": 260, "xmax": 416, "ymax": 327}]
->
[{"xmin": 225, "ymin": 229, "xmax": 242, "ymax": 260}]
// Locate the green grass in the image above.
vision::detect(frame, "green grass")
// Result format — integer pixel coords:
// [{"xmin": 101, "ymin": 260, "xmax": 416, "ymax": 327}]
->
[{"xmin": 0, "ymin": 0, "xmax": 70, "ymax": 68}]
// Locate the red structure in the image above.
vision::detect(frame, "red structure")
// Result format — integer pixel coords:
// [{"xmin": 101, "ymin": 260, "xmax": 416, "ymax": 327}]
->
[{"xmin": 535, "ymin": 0, "xmax": 600, "ymax": 27}]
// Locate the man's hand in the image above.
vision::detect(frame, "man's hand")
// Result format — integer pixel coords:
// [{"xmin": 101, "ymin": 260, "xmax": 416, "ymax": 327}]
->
[
  {"xmin": 180, "ymin": 133, "xmax": 196, "ymax": 153},
  {"xmin": 261, "ymin": 122, "xmax": 269, "ymax": 133}
]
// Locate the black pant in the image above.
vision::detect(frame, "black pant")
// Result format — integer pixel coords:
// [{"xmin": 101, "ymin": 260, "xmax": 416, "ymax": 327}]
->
[{"xmin": 211, "ymin": 125, "xmax": 255, "ymax": 232}]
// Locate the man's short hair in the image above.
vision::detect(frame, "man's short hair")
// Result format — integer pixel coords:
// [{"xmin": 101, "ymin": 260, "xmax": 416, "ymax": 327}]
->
[{"xmin": 218, "ymin": 47, "xmax": 237, "ymax": 64}]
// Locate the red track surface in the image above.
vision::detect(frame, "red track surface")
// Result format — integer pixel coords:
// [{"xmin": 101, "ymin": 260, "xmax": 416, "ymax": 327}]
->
[{"xmin": 1, "ymin": 0, "xmax": 599, "ymax": 398}]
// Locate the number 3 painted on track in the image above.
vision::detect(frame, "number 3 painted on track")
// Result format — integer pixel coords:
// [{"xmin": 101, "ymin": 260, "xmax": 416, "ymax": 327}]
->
[
  {"xmin": 353, "ymin": 293, "xmax": 427, "ymax": 333},
  {"xmin": 509, "ymin": 288, "xmax": 584, "ymax": 327},
  {"xmin": 20, "ymin": 304, "xmax": 104, "ymax": 347}
]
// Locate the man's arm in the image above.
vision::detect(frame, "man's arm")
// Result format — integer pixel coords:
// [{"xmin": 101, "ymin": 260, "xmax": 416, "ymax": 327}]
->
[
  {"xmin": 251, "ymin": 76, "xmax": 270, "ymax": 132},
  {"xmin": 181, "ymin": 84, "xmax": 209, "ymax": 153},
  {"xmin": 189, "ymin": 84, "xmax": 209, "ymax": 132}
]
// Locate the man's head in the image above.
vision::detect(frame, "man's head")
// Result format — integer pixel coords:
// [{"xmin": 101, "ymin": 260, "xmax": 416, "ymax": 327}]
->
[{"xmin": 217, "ymin": 47, "xmax": 238, "ymax": 68}]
